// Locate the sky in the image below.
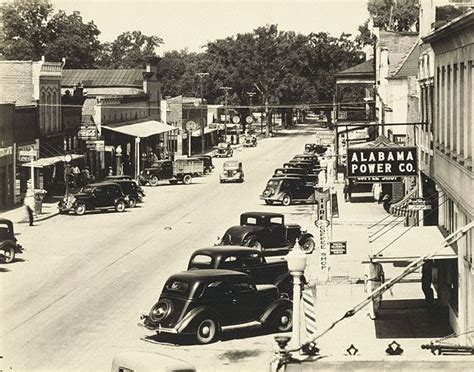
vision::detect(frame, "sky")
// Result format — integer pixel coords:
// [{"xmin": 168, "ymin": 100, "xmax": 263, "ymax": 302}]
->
[{"xmin": 50, "ymin": 0, "xmax": 370, "ymax": 53}]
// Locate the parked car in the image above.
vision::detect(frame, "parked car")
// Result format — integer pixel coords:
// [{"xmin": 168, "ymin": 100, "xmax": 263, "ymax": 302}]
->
[
  {"xmin": 219, "ymin": 212, "xmax": 315, "ymax": 254},
  {"xmin": 112, "ymin": 351, "xmax": 196, "ymax": 372},
  {"xmin": 261, "ymin": 177, "xmax": 316, "ymax": 206},
  {"xmin": 187, "ymin": 155, "xmax": 214, "ymax": 174},
  {"xmin": 0, "ymin": 218, "xmax": 24, "ymax": 263},
  {"xmin": 288, "ymin": 159, "xmax": 319, "ymax": 173},
  {"xmin": 304, "ymin": 143, "xmax": 328, "ymax": 155},
  {"xmin": 220, "ymin": 161, "xmax": 244, "ymax": 183},
  {"xmin": 214, "ymin": 142, "xmax": 233, "ymax": 158},
  {"xmin": 105, "ymin": 175, "xmax": 146, "ymax": 200},
  {"xmin": 188, "ymin": 247, "xmax": 292, "ymax": 298},
  {"xmin": 283, "ymin": 161, "xmax": 313, "ymax": 175},
  {"xmin": 273, "ymin": 167, "xmax": 317, "ymax": 185},
  {"xmin": 140, "ymin": 270, "xmax": 293, "ymax": 344},
  {"xmin": 140, "ymin": 159, "xmax": 204, "ymax": 186},
  {"xmin": 58, "ymin": 182, "xmax": 128, "ymax": 215},
  {"xmin": 110, "ymin": 179, "xmax": 143, "ymax": 208},
  {"xmin": 243, "ymin": 135, "xmax": 257, "ymax": 147},
  {"xmin": 293, "ymin": 153, "xmax": 321, "ymax": 165}
]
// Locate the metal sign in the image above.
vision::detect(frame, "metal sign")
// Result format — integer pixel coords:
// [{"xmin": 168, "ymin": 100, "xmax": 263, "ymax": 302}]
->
[
  {"xmin": 77, "ymin": 125, "xmax": 98, "ymax": 140},
  {"xmin": 232, "ymin": 116, "xmax": 240, "ymax": 124},
  {"xmin": 314, "ymin": 188, "xmax": 330, "ymax": 222},
  {"xmin": 355, "ymin": 176, "xmax": 401, "ymax": 183},
  {"xmin": 245, "ymin": 115, "xmax": 253, "ymax": 124},
  {"xmin": 185, "ymin": 121, "xmax": 197, "ymax": 132},
  {"xmin": 86, "ymin": 140, "xmax": 105, "ymax": 151},
  {"xmin": 347, "ymin": 147, "xmax": 417, "ymax": 177},
  {"xmin": 0, "ymin": 146, "xmax": 13, "ymax": 158},
  {"xmin": 407, "ymin": 198, "xmax": 432, "ymax": 211},
  {"xmin": 330, "ymin": 241, "xmax": 347, "ymax": 255},
  {"xmin": 316, "ymin": 219, "xmax": 330, "ymax": 279}
]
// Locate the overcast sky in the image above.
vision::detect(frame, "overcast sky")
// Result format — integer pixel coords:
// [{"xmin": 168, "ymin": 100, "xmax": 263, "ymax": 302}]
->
[{"xmin": 50, "ymin": 0, "xmax": 369, "ymax": 53}]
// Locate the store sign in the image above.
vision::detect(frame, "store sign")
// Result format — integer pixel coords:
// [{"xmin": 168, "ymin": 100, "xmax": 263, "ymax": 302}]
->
[
  {"xmin": 316, "ymin": 219, "xmax": 330, "ymax": 278},
  {"xmin": 78, "ymin": 125, "xmax": 98, "ymax": 140},
  {"xmin": 0, "ymin": 146, "xmax": 13, "ymax": 158},
  {"xmin": 17, "ymin": 144, "xmax": 38, "ymax": 161},
  {"xmin": 330, "ymin": 241, "xmax": 347, "ymax": 255},
  {"xmin": 347, "ymin": 147, "xmax": 417, "ymax": 177},
  {"xmin": 355, "ymin": 176, "xmax": 401, "ymax": 183},
  {"xmin": 407, "ymin": 198, "xmax": 432, "ymax": 211},
  {"xmin": 86, "ymin": 140, "xmax": 105, "ymax": 151}
]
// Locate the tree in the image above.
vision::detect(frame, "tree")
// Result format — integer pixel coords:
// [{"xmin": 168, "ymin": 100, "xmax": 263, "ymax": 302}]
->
[
  {"xmin": 98, "ymin": 31, "xmax": 163, "ymax": 68},
  {"xmin": 367, "ymin": 0, "xmax": 419, "ymax": 32}
]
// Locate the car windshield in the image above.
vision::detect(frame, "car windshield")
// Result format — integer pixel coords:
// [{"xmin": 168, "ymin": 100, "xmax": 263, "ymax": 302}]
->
[
  {"xmin": 224, "ymin": 162, "xmax": 239, "ymax": 169},
  {"xmin": 218, "ymin": 143, "xmax": 228, "ymax": 149},
  {"xmin": 267, "ymin": 180, "xmax": 280, "ymax": 187}
]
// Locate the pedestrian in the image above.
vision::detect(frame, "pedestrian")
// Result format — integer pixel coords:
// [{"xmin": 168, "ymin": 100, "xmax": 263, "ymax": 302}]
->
[
  {"xmin": 347, "ymin": 179, "xmax": 353, "ymax": 202},
  {"xmin": 364, "ymin": 260, "xmax": 385, "ymax": 320},
  {"xmin": 107, "ymin": 166, "xmax": 113, "ymax": 176},
  {"xmin": 343, "ymin": 179, "xmax": 349, "ymax": 202},
  {"xmin": 24, "ymin": 188, "xmax": 35, "ymax": 226},
  {"xmin": 372, "ymin": 182, "xmax": 382, "ymax": 203},
  {"xmin": 422, "ymin": 260, "xmax": 435, "ymax": 307},
  {"xmin": 230, "ymin": 135, "xmax": 234, "ymax": 145},
  {"xmin": 382, "ymin": 193, "xmax": 392, "ymax": 213}
]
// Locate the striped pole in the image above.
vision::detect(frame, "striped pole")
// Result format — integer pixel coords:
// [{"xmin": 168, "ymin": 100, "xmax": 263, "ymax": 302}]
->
[{"xmin": 302, "ymin": 283, "xmax": 317, "ymax": 338}]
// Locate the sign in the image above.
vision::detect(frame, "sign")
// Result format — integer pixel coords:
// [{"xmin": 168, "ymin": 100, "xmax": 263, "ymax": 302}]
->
[
  {"xmin": 407, "ymin": 198, "xmax": 432, "ymax": 211},
  {"xmin": 347, "ymin": 147, "xmax": 417, "ymax": 177},
  {"xmin": 86, "ymin": 140, "xmax": 105, "ymax": 151},
  {"xmin": 330, "ymin": 241, "xmax": 347, "ymax": 255},
  {"xmin": 314, "ymin": 188, "xmax": 330, "ymax": 222},
  {"xmin": 185, "ymin": 121, "xmax": 197, "ymax": 132},
  {"xmin": 245, "ymin": 115, "xmax": 253, "ymax": 124},
  {"xmin": 77, "ymin": 125, "xmax": 98, "ymax": 140},
  {"xmin": 355, "ymin": 176, "xmax": 401, "ymax": 183},
  {"xmin": 315, "ymin": 219, "xmax": 330, "ymax": 279},
  {"xmin": 0, "ymin": 146, "xmax": 13, "ymax": 158},
  {"xmin": 232, "ymin": 116, "xmax": 240, "ymax": 124}
]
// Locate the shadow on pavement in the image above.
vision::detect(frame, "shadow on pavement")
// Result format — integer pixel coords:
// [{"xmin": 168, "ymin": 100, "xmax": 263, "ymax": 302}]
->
[
  {"xmin": 0, "ymin": 267, "xmax": 11, "ymax": 272},
  {"xmin": 375, "ymin": 299, "xmax": 453, "ymax": 339}
]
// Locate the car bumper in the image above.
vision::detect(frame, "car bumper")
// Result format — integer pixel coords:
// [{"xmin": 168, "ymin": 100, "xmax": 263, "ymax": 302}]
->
[
  {"xmin": 260, "ymin": 194, "xmax": 283, "ymax": 202},
  {"xmin": 220, "ymin": 176, "xmax": 241, "ymax": 182}
]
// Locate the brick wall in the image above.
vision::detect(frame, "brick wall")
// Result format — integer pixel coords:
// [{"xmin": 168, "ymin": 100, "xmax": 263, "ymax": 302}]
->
[{"xmin": 0, "ymin": 61, "xmax": 34, "ymax": 105}]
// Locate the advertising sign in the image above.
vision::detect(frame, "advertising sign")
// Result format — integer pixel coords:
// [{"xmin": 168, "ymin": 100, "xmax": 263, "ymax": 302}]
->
[
  {"xmin": 330, "ymin": 241, "xmax": 347, "ymax": 255},
  {"xmin": 0, "ymin": 146, "xmax": 13, "ymax": 158},
  {"xmin": 232, "ymin": 116, "xmax": 241, "ymax": 124},
  {"xmin": 315, "ymin": 219, "xmax": 330, "ymax": 280},
  {"xmin": 86, "ymin": 140, "xmax": 105, "ymax": 151},
  {"xmin": 347, "ymin": 147, "xmax": 417, "ymax": 177},
  {"xmin": 407, "ymin": 198, "xmax": 432, "ymax": 211},
  {"xmin": 77, "ymin": 125, "xmax": 98, "ymax": 140},
  {"xmin": 355, "ymin": 176, "xmax": 401, "ymax": 183}
]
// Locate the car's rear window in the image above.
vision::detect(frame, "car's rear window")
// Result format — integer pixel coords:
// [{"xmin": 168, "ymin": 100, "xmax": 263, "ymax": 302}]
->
[
  {"xmin": 165, "ymin": 280, "xmax": 190, "ymax": 294},
  {"xmin": 243, "ymin": 217, "xmax": 257, "ymax": 225},
  {"xmin": 190, "ymin": 255, "xmax": 213, "ymax": 269}
]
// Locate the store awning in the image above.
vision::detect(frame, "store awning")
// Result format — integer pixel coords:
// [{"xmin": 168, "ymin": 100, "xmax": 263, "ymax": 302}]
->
[
  {"xmin": 102, "ymin": 120, "xmax": 177, "ymax": 138},
  {"xmin": 390, "ymin": 187, "xmax": 419, "ymax": 216},
  {"xmin": 368, "ymin": 226, "xmax": 456, "ymax": 263},
  {"xmin": 191, "ymin": 126, "xmax": 219, "ymax": 137},
  {"xmin": 21, "ymin": 154, "xmax": 85, "ymax": 168}
]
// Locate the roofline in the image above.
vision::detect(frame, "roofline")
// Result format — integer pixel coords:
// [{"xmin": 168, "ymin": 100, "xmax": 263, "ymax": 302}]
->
[
  {"xmin": 423, "ymin": 10, "xmax": 474, "ymax": 44},
  {"xmin": 390, "ymin": 39, "xmax": 420, "ymax": 78}
]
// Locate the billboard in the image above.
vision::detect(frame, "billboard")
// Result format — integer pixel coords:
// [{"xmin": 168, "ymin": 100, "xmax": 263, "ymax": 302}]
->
[{"xmin": 347, "ymin": 147, "xmax": 417, "ymax": 177}]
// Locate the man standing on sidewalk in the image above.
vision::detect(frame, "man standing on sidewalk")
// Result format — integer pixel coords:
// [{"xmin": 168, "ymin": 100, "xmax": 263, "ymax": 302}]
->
[
  {"xmin": 364, "ymin": 260, "xmax": 385, "ymax": 319},
  {"xmin": 24, "ymin": 189, "xmax": 35, "ymax": 226}
]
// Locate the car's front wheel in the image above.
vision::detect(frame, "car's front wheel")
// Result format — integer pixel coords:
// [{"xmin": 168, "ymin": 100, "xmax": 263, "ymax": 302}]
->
[
  {"xmin": 282, "ymin": 194, "xmax": 292, "ymax": 206},
  {"xmin": 182, "ymin": 175, "xmax": 192, "ymax": 185},
  {"xmin": 74, "ymin": 203, "xmax": 86, "ymax": 215},
  {"xmin": 273, "ymin": 308, "xmax": 293, "ymax": 333},
  {"xmin": 128, "ymin": 197, "xmax": 137, "ymax": 208},
  {"xmin": 149, "ymin": 176, "xmax": 159, "ymax": 187},
  {"xmin": 245, "ymin": 238, "xmax": 263, "ymax": 251},
  {"xmin": 0, "ymin": 244, "xmax": 16, "ymax": 264},
  {"xmin": 196, "ymin": 318, "xmax": 218, "ymax": 344},
  {"xmin": 300, "ymin": 237, "xmax": 315, "ymax": 254},
  {"xmin": 115, "ymin": 200, "xmax": 126, "ymax": 212}
]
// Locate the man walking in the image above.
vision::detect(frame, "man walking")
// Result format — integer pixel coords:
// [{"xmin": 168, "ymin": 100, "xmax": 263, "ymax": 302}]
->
[
  {"xmin": 24, "ymin": 188, "xmax": 35, "ymax": 226},
  {"xmin": 364, "ymin": 260, "xmax": 385, "ymax": 319},
  {"xmin": 422, "ymin": 260, "xmax": 435, "ymax": 307}
]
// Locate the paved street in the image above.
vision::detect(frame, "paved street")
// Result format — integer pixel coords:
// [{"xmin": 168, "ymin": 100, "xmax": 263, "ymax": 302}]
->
[{"xmin": 1, "ymin": 125, "xmax": 320, "ymax": 372}]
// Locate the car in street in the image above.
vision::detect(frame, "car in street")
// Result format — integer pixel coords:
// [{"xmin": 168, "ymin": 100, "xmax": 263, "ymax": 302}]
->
[
  {"xmin": 288, "ymin": 159, "xmax": 319, "ymax": 173},
  {"xmin": 58, "ymin": 182, "xmax": 128, "ymax": 215},
  {"xmin": 187, "ymin": 246, "xmax": 292, "ymax": 297},
  {"xmin": 105, "ymin": 175, "xmax": 145, "ymax": 200},
  {"xmin": 304, "ymin": 143, "xmax": 328, "ymax": 155},
  {"xmin": 0, "ymin": 218, "xmax": 24, "ymax": 263},
  {"xmin": 218, "ymin": 212, "xmax": 315, "ymax": 254},
  {"xmin": 243, "ymin": 135, "xmax": 257, "ymax": 147},
  {"xmin": 220, "ymin": 161, "xmax": 244, "ymax": 183},
  {"xmin": 109, "ymin": 179, "xmax": 144, "ymax": 208},
  {"xmin": 140, "ymin": 270, "xmax": 293, "ymax": 344},
  {"xmin": 214, "ymin": 142, "xmax": 233, "ymax": 157},
  {"xmin": 273, "ymin": 167, "xmax": 318, "ymax": 185},
  {"xmin": 187, "ymin": 155, "xmax": 214, "ymax": 174},
  {"xmin": 261, "ymin": 177, "xmax": 316, "ymax": 206},
  {"xmin": 140, "ymin": 159, "xmax": 204, "ymax": 186}
]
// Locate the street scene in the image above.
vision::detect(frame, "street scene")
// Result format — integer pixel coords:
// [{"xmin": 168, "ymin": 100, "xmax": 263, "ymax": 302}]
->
[{"xmin": 1, "ymin": 1, "xmax": 473, "ymax": 371}]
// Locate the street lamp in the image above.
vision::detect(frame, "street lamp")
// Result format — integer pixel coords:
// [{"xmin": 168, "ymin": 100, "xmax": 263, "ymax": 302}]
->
[
  {"xmin": 115, "ymin": 145, "xmax": 123, "ymax": 175},
  {"xmin": 64, "ymin": 154, "xmax": 72, "ymax": 197},
  {"xmin": 286, "ymin": 245, "xmax": 308, "ymax": 349}
]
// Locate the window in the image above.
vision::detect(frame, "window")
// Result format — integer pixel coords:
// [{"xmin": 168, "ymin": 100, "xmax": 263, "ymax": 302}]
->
[
  {"xmin": 231, "ymin": 282, "xmax": 255, "ymax": 293},
  {"xmin": 165, "ymin": 280, "xmax": 190, "ymax": 294},
  {"xmin": 190, "ymin": 255, "xmax": 212, "ymax": 269},
  {"xmin": 243, "ymin": 217, "xmax": 257, "ymax": 225},
  {"xmin": 270, "ymin": 216, "xmax": 283, "ymax": 225},
  {"xmin": 242, "ymin": 253, "xmax": 264, "ymax": 267},
  {"xmin": 222, "ymin": 256, "xmax": 243, "ymax": 269}
]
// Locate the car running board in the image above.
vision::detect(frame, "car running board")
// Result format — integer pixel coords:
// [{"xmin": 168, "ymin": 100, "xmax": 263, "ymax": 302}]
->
[{"xmin": 221, "ymin": 320, "xmax": 262, "ymax": 331}]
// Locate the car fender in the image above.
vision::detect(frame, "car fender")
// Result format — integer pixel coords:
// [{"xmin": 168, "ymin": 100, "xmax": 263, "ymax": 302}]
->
[
  {"xmin": 0, "ymin": 240, "xmax": 22, "ymax": 254},
  {"xmin": 274, "ymin": 272, "xmax": 292, "ymax": 292},
  {"xmin": 298, "ymin": 232, "xmax": 314, "ymax": 245},
  {"xmin": 259, "ymin": 298, "xmax": 292, "ymax": 324},
  {"xmin": 176, "ymin": 306, "xmax": 221, "ymax": 334}
]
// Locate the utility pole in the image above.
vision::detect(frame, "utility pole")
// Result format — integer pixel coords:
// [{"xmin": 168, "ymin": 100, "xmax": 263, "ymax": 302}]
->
[
  {"xmin": 220, "ymin": 86, "xmax": 232, "ymax": 141},
  {"xmin": 247, "ymin": 92, "xmax": 255, "ymax": 132},
  {"xmin": 196, "ymin": 72, "xmax": 209, "ymax": 153}
]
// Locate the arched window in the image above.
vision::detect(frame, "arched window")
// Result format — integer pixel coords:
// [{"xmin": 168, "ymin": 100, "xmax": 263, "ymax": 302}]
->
[{"xmin": 46, "ymin": 92, "xmax": 52, "ymax": 133}]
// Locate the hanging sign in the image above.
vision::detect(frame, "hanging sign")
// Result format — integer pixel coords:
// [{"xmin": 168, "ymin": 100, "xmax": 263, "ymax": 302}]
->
[
  {"xmin": 232, "ymin": 116, "xmax": 240, "ymax": 124},
  {"xmin": 330, "ymin": 241, "xmax": 347, "ymax": 255},
  {"xmin": 316, "ymin": 219, "xmax": 330, "ymax": 279},
  {"xmin": 77, "ymin": 125, "xmax": 98, "ymax": 140},
  {"xmin": 347, "ymin": 147, "xmax": 417, "ymax": 177}
]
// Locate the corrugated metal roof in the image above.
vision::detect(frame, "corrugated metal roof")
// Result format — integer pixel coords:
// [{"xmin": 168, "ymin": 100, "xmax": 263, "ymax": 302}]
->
[
  {"xmin": 336, "ymin": 59, "xmax": 374, "ymax": 77},
  {"xmin": 62, "ymin": 69, "xmax": 144, "ymax": 87}
]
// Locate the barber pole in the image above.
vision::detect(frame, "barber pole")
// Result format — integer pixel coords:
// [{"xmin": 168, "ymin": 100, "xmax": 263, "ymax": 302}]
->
[{"xmin": 302, "ymin": 284, "xmax": 317, "ymax": 338}]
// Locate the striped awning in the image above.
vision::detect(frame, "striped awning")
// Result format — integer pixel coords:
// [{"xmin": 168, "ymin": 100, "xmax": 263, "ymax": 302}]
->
[{"xmin": 390, "ymin": 187, "xmax": 419, "ymax": 217}]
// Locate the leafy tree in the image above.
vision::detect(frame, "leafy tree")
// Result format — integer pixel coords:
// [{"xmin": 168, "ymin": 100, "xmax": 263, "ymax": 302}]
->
[
  {"xmin": 98, "ymin": 31, "xmax": 163, "ymax": 68},
  {"xmin": 367, "ymin": 0, "xmax": 419, "ymax": 31}
]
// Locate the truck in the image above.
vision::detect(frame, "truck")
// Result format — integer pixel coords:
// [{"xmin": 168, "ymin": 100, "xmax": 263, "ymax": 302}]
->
[{"xmin": 140, "ymin": 159, "xmax": 204, "ymax": 186}]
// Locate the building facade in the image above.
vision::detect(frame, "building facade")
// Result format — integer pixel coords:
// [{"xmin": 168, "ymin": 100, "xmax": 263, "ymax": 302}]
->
[
  {"xmin": 0, "ymin": 104, "xmax": 15, "ymax": 209},
  {"xmin": 424, "ymin": 10, "xmax": 474, "ymax": 343}
]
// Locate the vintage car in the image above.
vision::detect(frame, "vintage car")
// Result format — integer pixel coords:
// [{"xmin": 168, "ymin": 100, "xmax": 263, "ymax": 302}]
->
[
  {"xmin": 243, "ymin": 135, "xmax": 257, "ymax": 147},
  {"xmin": 220, "ymin": 161, "xmax": 244, "ymax": 183},
  {"xmin": 304, "ymin": 143, "xmax": 328, "ymax": 155},
  {"xmin": 273, "ymin": 167, "xmax": 318, "ymax": 185},
  {"xmin": 219, "ymin": 212, "xmax": 315, "ymax": 254},
  {"xmin": 106, "ymin": 176, "xmax": 145, "ymax": 202},
  {"xmin": 214, "ymin": 142, "xmax": 233, "ymax": 158},
  {"xmin": 0, "ymin": 218, "xmax": 24, "ymax": 263},
  {"xmin": 187, "ymin": 247, "xmax": 292, "ymax": 297},
  {"xmin": 288, "ymin": 159, "xmax": 319, "ymax": 173},
  {"xmin": 293, "ymin": 153, "xmax": 321, "ymax": 164},
  {"xmin": 58, "ymin": 182, "xmax": 128, "ymax": 215},
  {"xmin": 140, "ymin": 159, "xmax": 203, "ymax": 186},
  {"xmin": 140, "ymin": 270, "xmax": 292, "ymax": 344},
  {"xmin": 112, "ymin": 351, "xmax": 196, "ymax": 372},
  {"xmin": 187, "ymin": 155, "xmax": 214, "ymax": 174},
  {"xmin": 261, "ymin": 177, "xmax": 316, "ymax": 207},
  {"xmin": 110, "ymin": 179, "xmax": 144, "ymax": 208}
]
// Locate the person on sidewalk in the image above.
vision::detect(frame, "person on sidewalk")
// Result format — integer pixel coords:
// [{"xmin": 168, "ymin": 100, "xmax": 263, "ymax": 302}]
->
[
  {"xmin": 421, "ymin": 260, "xmax": 435, "ymax": 307},
  {"xmin": 382, "ymin": 193, "xmax": 392, "ymax": 213},
  {"xmin": 372, "ymin": 182, "xmax": 382, "ymax": 203},
  {"xmin": 364, "ymin": 260, "xmax": 385, "ymax": 320},
  {"xmin": 24, "ymin": 189, "xmax": 35, "ymax": 226}
]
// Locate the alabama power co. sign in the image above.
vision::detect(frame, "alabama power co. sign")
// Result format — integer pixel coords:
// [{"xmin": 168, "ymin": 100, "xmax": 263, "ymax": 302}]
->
[{"xmin": 347, "ymin": 147, "xmax": 417, "ymax": 177}]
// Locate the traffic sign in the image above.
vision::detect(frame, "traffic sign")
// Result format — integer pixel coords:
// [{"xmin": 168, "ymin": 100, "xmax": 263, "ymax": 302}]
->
[
  {"xmin": 232, "ymin": 116, "xmax": 240, "ymax": 124},
  {"xmin": 245, "ymin": 115, "xmax": 253, "ymax": 124},
  {"xmin": 185, "ymin": 121, "xmax": 197, "ymax": 132}
]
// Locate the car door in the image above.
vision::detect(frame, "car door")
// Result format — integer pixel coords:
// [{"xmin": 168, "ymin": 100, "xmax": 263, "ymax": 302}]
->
[
  {"xmin": 93, "ymin": 187, "xmax": 108, "ymax": 207},
  {"xmin": 203, "ymin": 281, "xmax": 235, "ymax": 325},
  {"xmin": 267, "ymin": 216, "xmax": 286, "ymax": 247},
  {"xmin": 228, "ymin": 279, "xmax": 258, "ymax": 322}
]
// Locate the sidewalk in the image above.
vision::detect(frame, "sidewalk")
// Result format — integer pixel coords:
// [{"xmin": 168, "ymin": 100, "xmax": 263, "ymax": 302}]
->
[{"xmin": 0, "ymin": 199, "xmax": 60, "ymax": 224}]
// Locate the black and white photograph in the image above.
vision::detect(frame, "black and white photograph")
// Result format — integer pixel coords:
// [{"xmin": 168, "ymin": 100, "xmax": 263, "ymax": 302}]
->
[{"xmin": 0, "ymin": 0, "xmax": 473, "ymax": 371}]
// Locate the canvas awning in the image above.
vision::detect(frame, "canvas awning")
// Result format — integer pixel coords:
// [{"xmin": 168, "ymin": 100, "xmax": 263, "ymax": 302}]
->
[
  {"xmin": 21, "ymin": 154, "xmax": 85, "ymax": 168},
  {"xmin": 368, "ymin": 226, "xmax": 456, "ymax": 263},
  {"xmin": 102, "ymin": 120, "xmax": 177, "ymax": 138}
]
